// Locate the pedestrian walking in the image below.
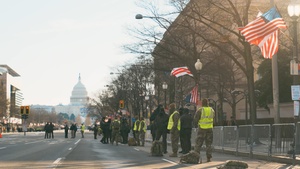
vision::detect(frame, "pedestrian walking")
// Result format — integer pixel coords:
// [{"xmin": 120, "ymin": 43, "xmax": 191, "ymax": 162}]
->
[
  {"xmin": 167, "ymin": 103, "xmax": 181, "ymax": 157},
  {"xmin": 194, "ymin": 98, "xmax": 215, "ymax": 162}
]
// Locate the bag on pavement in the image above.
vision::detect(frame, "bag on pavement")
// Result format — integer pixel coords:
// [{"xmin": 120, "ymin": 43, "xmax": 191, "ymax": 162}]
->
[
  {"xmin": 151, "ymin": 140, "xmax": 163, "ymax": 156},
  {"xmin": 179, "ymin": 151, "xmax": 200, "ymax": 164},
  {"xmin": 128, "ymin": 137, "xmax": 137, "ymax": 146}
]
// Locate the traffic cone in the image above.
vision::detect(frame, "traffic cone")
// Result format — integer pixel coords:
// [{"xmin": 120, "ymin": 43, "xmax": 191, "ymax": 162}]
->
[{"xmin": 0, "ymin": 133, "xmax": 2, "ymax": 138}]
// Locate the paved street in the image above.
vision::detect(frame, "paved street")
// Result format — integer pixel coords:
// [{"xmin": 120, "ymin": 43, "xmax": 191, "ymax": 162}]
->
[{"xmin": 1, "ymin": 130, "xmax": 300, "ymax": 169}]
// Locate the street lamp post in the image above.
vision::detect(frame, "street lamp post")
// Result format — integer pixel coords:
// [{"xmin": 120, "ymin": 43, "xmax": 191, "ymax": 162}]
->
[
  {"xmin": 162, "ymin": 82, "xmax": 168, "ymax": 108},
  {"xmin": 288, "ymin": 1, "xmax": 300, "ymax": 159},
  {"xmin": 145, "ymin": 95, "xmax": 149, "ymax": 118},
  {"xmin": 195, "ymin": 59, "xmax": 203, "ymax": 105}
]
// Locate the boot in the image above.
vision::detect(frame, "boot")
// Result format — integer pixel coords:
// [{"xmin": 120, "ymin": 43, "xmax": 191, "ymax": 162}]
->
[{"xmin": 169, "ymin": 153, "xmax": 177, "ymax": 157}]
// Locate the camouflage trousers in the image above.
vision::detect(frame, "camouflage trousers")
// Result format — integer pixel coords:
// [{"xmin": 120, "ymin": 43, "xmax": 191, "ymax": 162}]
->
[
  {"xmin": 194, "ymin": 128, "xmax": 213, "ymax": 159},
  {"xmin": 111, "ymin": 130, "xmax": 120, "ymax": 145},
  {"xmin": 139, "ymin": 131, "xmax": 145, "ymax": 146},
  {"xmin": 135, "ymin": 131, "xmax": 140, "ymax": 146},
  {"xmin": 170, "ymin": 129, "xmax": 180, "ymax": 153}
]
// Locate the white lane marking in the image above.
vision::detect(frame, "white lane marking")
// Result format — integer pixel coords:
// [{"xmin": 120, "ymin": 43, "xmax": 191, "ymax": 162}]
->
[
  {"xmin": 162, "ymin": 158, "xmax": 177, "ymax": 165},
  {"xmin": 25, "ymin": 140, "xmax": 42, "ymax": 144},
  {"xmin": 134, "ymin": 148, "xmax": 140, "ymax": 151},
  {"xmin": 68, "ymin": 148, "xmax": 72, "ymax": 150},
  {"xmin": 53, "ymin": 158, "xmax": 62, "ymax": 164},
  {"xmin": 74, "ymin": 139, "xmax": 80, "ymax": 144},
  {"xmin": 0, "ymin": 147, "xmax": 7, "ymax": 149}
]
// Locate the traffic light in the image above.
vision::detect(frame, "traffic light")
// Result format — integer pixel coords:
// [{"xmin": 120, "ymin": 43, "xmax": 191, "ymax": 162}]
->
[
  {"xmin": 119, "ymin": 100, "xmax": 124, "ymax": 109},
  {"xmin": 20, "ymin": 106, "xmax": 24, "ymax": 114},
  {"xmin": 25, "ymin": 106, "xmax": 30, "ymax": 114}
]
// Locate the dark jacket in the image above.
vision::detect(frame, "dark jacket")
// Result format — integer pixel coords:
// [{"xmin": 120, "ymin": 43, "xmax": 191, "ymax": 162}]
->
[
  {"xmin": 153, "ymin": 108, "xmax": 169, "ymax": 131},
  {"xmin": 180, "ymin": 113, "xmax": 193, "ymax": 129}
]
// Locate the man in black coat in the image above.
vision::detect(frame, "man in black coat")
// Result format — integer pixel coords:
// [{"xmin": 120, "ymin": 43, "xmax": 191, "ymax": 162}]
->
[
  {"xmin": 180, "ymin": 108, "xmax": 193, "ymax": 154},
  {"xmin": 64, "ymin": 122, "xmax": 69, "ymax": 138},
  {"xmin": 151, "ymin": 105, "xmax": 169, "ymax": 154}
]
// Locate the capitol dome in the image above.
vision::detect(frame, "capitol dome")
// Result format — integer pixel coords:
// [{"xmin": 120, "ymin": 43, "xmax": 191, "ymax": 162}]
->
[{"xmin": 70, "ymin": 74, "xmax": 88, "ymax": 106}]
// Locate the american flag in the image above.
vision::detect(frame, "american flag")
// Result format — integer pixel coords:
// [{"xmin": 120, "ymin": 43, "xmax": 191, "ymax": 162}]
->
[
  {"xmin": 171, "ymin": 66, "xmax": 193, "ymax": 77},
  {"xmin": 238, "ymin": 7, "xmax": 287, "ymax": 59},
  {"xmin": 184, "ymin": 85, "xmax": 198, "ymax": 104}
]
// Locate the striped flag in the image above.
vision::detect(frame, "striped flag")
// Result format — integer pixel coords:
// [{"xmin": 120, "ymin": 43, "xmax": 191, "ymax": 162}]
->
[
  {"xmin": 238, "ymin": 6, "xmax": 287, "ymax": 59},
  {"xmin": 184, "ymin": 85, "xmax": 198, "ymax": 104},
  {"xmin": 171, "ymin": 66, "xmax": 193, "ymax": 77}
]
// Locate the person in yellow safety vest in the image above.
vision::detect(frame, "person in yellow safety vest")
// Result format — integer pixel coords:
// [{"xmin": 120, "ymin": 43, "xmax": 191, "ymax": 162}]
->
[
  {"xmin": 133, "ymin": 116, "xmax": 140, "ymax": 146},
  {"xmin": 80, "ymin": 123, "xmax": 85, "ymax": 138},
  {"xmin": 193, "ymin": 98, "xmax": 215, "ymax": 163},
  {"xmin": 167, "ymin": 103, "xmax": 181, "ymax": 157},
  {"xmin": 138, "ymin": 117, "xmax": 147, "ymax": 146}
]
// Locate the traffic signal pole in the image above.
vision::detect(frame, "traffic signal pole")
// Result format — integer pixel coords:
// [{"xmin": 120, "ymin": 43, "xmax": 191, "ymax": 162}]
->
[{"xmin": 20, "ymin": 106, "xmax": 30, "ymax": 136}]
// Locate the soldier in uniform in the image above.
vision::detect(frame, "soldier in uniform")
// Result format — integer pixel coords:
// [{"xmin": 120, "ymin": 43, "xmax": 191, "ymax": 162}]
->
[
  {"xmin": 111, "ymin": 116, "xmax": 121, "ymax": 146},
  {"xmin": 167, "ymin": 103, "xmax": 181, "ymax": 157},
  {"xmin": 139, "ymin": 117, "xmax": 146, "ymax": 146},
  {"xmin": 194, "ymin": 98, "xmax": 215, "ymax": 162},
  {"xmin": 133, "ymin": 116, "xmax": 140, "ymax": 146}
]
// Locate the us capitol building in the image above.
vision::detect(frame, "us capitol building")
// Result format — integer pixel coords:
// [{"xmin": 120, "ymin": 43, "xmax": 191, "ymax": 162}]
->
[{"xmin": 54, "ymin": 74, "xmax": 89, "ymax": 118}]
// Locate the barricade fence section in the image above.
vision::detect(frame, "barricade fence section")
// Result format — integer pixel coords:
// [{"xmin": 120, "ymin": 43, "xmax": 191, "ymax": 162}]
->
[{"xmin": 145, "ymin": 122, "xmax": 300, "ymax": 162}]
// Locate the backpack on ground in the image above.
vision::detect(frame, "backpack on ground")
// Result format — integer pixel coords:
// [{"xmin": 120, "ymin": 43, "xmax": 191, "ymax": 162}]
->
[
  {"xmin": 179, "ymin": 151, "xmax": 200, "ymax": 164},
  {"xmin": 151, "ymin": 140, "xmax": 163, "ymax": 156},
  {"xmin": 128, "ymin": 137, "xmax": 137, "ymax": 146}
]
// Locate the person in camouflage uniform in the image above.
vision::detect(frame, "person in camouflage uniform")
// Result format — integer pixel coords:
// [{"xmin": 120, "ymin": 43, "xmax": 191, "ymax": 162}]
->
[
  {"xmin": 167, "ymin": 103, "xmax": 181, "ymax": 157},
  {"xmin": 111, "ymin": 116, "xmax": 121, "ymax": 146},
  {"xmin": 139, "ymin": 117, "xmax": 146, "ymax": 146},
  {"xmin": 194, "ymin": 98, "xmax": 215, "ymax": 162},
  {"xmin": 133, "ymin": 116, "xmax": 140, "ymax": 146}
]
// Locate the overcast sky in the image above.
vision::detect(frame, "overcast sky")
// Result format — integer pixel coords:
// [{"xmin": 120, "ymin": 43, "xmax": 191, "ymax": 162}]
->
[{"xmin": 0, "ymin": 0, "xmax": 169, "ymax": 106}]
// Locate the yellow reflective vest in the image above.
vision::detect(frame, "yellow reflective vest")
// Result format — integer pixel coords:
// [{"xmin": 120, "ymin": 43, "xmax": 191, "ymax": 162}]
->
[
  {"xmin": 167, "ymin": 111, "xmax": 181, "ymax": 130},
  {"xmin": 133, "ymin": 120, "xmax": 140, "ymax": 131},
  {"xmin": 138, "ymin": 120, "xmax": 146, "ymax": 132},
  {"xmin": 198, "ymin": 107, "xmax": 214, "ymax": 129}
]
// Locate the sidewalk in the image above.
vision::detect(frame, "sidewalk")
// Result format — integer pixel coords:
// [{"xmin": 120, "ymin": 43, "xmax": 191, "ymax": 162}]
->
[{"xmin": 137, "ymin": 141, "xmax": 300, "ymax": 169}]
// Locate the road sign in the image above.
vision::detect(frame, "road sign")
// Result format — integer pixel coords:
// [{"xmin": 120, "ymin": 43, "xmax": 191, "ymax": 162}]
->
[{"xmin": 292, "ymin": 85, "xmax": 300, "ymax": 101}]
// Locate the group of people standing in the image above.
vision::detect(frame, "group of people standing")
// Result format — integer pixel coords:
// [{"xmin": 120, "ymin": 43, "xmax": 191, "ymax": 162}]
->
[
  {"xmin": 64, "ymin": 122, "xmax": 86, "ymax": 139},
  {"xmin": 97, "ymin": 115, "xmax": 130, "ymax": 145},
  {"xmin": 44, "ymin": 122, "xmax": 55, "ymax": 139},
  {"xmin": 149, "ymin": 98, "xmax": 215, "ymax": 163},
  {"xmin": 132, "ymin": 116, "xmax": 147, "ymax": 146}
]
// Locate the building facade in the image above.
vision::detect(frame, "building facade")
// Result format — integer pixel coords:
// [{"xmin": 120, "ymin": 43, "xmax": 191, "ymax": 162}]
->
[
  {"xmin": 54, "ymin": 74, "xmax": 89, "ymax": 118},
  {"xmin": 0, "ymin": 65, "xmax": 22, "ymax": 125}
]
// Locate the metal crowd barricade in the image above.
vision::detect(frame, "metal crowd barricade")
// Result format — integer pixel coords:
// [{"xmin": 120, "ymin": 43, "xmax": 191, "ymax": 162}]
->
[
  {"xmin": 144, "ymin": 122, "xmax": 300, "ymax": 163},
  {"xmin": 212, "ymin": 126, "xmax": 223, "ymax": 151},
  {"xmin": 271, "ymin": 123, "xmax": 295, "ymax": 157},
  {"xmin": 251, "ymin": 124, "xmax": 271, "ymax": 156}
]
